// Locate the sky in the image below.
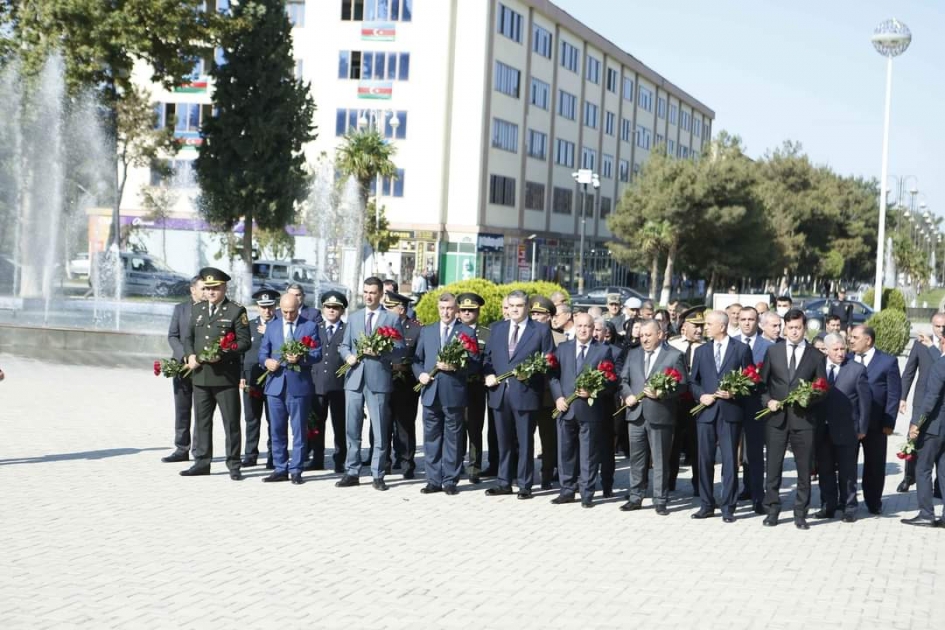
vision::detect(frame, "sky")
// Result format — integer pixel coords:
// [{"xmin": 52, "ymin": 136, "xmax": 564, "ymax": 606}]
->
[{"xmin": 553, "ymin": 0, "xmax": 944, "ymax": 216}]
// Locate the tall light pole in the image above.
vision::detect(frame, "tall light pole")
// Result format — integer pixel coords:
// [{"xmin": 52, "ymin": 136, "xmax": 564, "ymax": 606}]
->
[
  {"xmin": 572, "ymin": 169, "xmax": 600, "ymax": 295},
  {"xmin": 870, "ymin": 18, "xmax": 911, "ymax": 312},
  {"xmin": 526, "ymin": 234, "xmax": 538, "ymax": 281}
]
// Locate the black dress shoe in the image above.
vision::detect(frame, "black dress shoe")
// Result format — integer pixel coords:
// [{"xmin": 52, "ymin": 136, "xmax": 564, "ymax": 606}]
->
[
  {"xmin": 867, "ymin": 506, "xmax": 883, "ymax": 515},
  {"xmin": 723, "ymin": 515, "xmax": 736, "ymax": 523},
  {"xmin": 402, "ymin": 468, "xmax": 415, "ymax": 480},
  {"xmin": 263, "ymin": 472, "xmax": 289, "ymax": 483},
  {"xmin": 551, "ymin": 494, "xmax": 576, "ymax": 505},
  {"xmin": 620, "ymin": 500, "xmax": 642, "ymax": 512},
  {"xmin": 179, "ymin": 466, "xmax": 211, "ymax": 477},
  {"xmin": 420, "ymin": 484, "xmax": 443, "ymax": 494},
  {"xmin": 602, "ymin": 488, "xmax": 615, "ymax": 499},
  {"xmin": 162, "ymin": 451, "xmax": 189, "ymax": 463},
  {"xmin": 485, "ymin": 486, "xmax": 513, "ymax": 496},
  {"xmin": 517, "ymin": 490, "xmax": 533, "ymax": 500},
  {"xmin": 302, "ymin": 461, "xmax": 323, "ymax": 471},
  {"xmin": 335, "ymin": 475, "xmax": 360, "ymax": 487},
  {"xmin": 240, "ymin": 457, "xmax": 258, "ymax": 467},
  {"xmin": 654, "ymin": 504, "xmax": 669, "ymax": 516},
  {"xmin": 901, "ymin": 514, "xmax": 939, "ymax": 527},
  {"xmin": 737, "ymin": 489, "xmax": 752, "ymax": 501},
  {"xmin": 444, "ymin": 485, "xmax": 459, "ymax": 496},
  {"xmin": 291, "ymin": 474, "xmax": 304, "ymax": 485},
  {"xmin": 813, "ymin": 508, "xmax": 835, "ymax": 519},
  {"xmin": 753, "ymin": 502, "xmax": 766, "ymax": 515},
  {"xmin": 763, "ymin": 515, "xmax": 778, "ymax": 527},
  {"xmin": 229, "ymin": 469, "xmax": 243, "ymax": 481},
  {"xmin": 897, "ymin": 478, "xmax": 913, "ymax": 493},
  {"xmin": 468, "ymin": 475, "xmax": 481, "ymax": 485},
  {"xmin": 794, "ymin": 517, "xmax": 810, "ymax": 530},
  {"xmin": 690, "ymin": 508, "xmax": 715, "ymax": 519},
  {"xmin": 842, "ymin": 513, "xmax": 856, "ymax": 523},
  {"xmin": 333, "ymin": 464, "xmax": 345, "ymax": 474},
  {"xmin": 372, "ymin": 478, "xmax": 388, "ymax": 491},
  {"xmin": 581, "ymin": 498, "xmax": 594, "ymax": 508},
  {"xmin": 540, "ymin": 481, "xmax": 553, "ymax": 491}
]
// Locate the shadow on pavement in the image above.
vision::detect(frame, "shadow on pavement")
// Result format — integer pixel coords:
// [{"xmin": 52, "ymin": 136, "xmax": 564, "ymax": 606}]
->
[{"xmin": 0, "ymin": 446, "xmax": 164, "ymax": 466}]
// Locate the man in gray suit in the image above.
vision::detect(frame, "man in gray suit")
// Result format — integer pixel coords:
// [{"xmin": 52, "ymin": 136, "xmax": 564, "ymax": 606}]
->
[
  {"xmin": 336, "ymin": 276, "xmax": 405, "ymax": 491},
  {"xmin": 161, "ymin": 275, "xmax": 205, "ymax": 463},
  {"xmin": 619, "ymin": 320, "xmax": 688, "ymax": 515}
]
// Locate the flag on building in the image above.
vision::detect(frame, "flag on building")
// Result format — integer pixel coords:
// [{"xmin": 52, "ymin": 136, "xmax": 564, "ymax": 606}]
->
[
  {"xmin": 361, "ymin": 21, "xmax": 396, "ymax": 41},
  {"xmin": 357, "ymin": 81, "xmax": 393, "ymax": 100}
]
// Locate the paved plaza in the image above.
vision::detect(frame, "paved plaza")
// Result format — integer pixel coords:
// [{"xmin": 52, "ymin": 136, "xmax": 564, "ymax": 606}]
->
[{"xmin": 1, "ymin": 353, "xmax": 943, "ymax": 629}]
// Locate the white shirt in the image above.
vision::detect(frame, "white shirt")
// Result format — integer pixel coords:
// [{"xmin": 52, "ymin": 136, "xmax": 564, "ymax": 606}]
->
[
  {"xmin": 785, "ymin": 339, "xmax": 807, "ymax": 365},
  {"xmin": 642, "ymin": 346, "xmax": 662, "ymax": 376},
  {"xmin": 564, "ymin": 327, "xmax": 575, "ymax": 341},
  {"xmin": 826, "ymin": 360, "xmax": 842, "ymax": 375},
  {"xmin": 440, "ymin": 320, "xmax": 453, "ymax": 342},
  {"xmin": 508, "ymin": 320, "xmax": 526, "ymax": 346},
  {"xmin": 364, "ymin": 307, "xmax": 381, "ymax": 333},
  {"xmin": 740, "ymin": 333, "xmax": 756, "ymax": 350},
  {"xmin": 283, "ymin": 318, "xmax": 297, "ymax": 340},
  {"xmin": 856, "ymin": 346, "xmax": 876, "ymax": 367},
  {"xmin": 575, "ymin": 340, "xmax": 591, "ymax": 362},
  {"xmin": 713, "ymin": 336, "xmax": 730, "ymax": 364}
]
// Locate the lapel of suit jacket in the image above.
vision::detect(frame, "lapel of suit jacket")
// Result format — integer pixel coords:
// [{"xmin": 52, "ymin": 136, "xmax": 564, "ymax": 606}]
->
[
  {"xmin": 511, "ymin": 319, "xmax": 535, "ymax": 361},
  {"xmin": 720, "ymin": 337, "xmax": 739, "ymax": 375},
  {"xmin": 650, "ymin": 344, "xmax": 674, "ymax": 377}
]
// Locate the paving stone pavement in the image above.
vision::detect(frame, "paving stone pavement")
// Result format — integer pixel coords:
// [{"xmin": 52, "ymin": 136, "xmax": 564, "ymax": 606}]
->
[{"xmin": 2, "ymin": 352, "xmax": 943, "ymax": 629}]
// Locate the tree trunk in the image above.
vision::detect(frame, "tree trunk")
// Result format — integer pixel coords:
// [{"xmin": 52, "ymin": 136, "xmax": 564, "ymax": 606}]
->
[
  {"xmin": 778, "ymin": 269, "xmax": 789, "ymax": 296},
  {"xmin": 659, "ymin": 240, "xmax": 677, "ymax": 305},
  {"xmin": 350, "ymin": 190, "xmax": 368, "ymax": 298},
  {"xmin": 705, "ymin": 269, "xmax": 717, "ymax": 305},
  {"xmin": 649, "ymin": 253, "xmax": 659, "ymax": 300},
  {"xmin": 241, "ymin": 213, "xmax": 253, "ymax": 304}
]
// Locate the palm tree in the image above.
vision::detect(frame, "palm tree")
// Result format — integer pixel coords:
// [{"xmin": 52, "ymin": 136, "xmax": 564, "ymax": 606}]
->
[{"xmin": 335, "ymin": 128, "xmax": 398, "ymax": 290}]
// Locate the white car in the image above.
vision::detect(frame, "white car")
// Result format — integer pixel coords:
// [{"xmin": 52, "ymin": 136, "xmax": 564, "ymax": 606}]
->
[{"xmin": 67, "ymin": 252, "xmax": 90, "ymax": 278}]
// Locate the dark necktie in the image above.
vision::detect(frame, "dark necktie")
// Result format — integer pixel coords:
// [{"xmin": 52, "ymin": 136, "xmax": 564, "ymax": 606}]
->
[
  {"xmin": 327, "ymin": 324, "xmax": 334, "ymax": 338},
  {"xmin": 287, "ymin": 321, "xmax": 295, "ymax": 340},
  {"xmin": 857, "ymin": 352, "xmax": 866, "ymax": 365},
  {"xmin": 714, "ymin": 342, "xmax": 722, "ymax": 372},
  {"xmin": 578, "ymin": 344, "xmax": 587, "ymax": 367},
  {"xmin": 645, "ymin": 350, "xmax": 653, "ymax": 377},
  {"xmin": 509, "ymin": 323, "xmax": 519, "ymax": 356},
  {"xmin": 684, "ymin": 341, "xmax": 693, "ymax": 371},
  {"xmin": 828, "ymin": 364, "xmax": 837, "ymax": 385},
  {"xmin": 366, "ymin": 311, "xmax": 374, "ymax": 334},
  {"xmin": 441, "ymin": 324, "xmax": 450, "ymax": 347},
  {"xmin": 743, "ymin": 335, "xmax": 751, "ymax": 349},
  {"xmin": 209, "ymin": 304, "xmax": 216, "ymax": 319},
  {"xmin": 789, "ymin": 343, "xmax": 797, "ymax": 377}
]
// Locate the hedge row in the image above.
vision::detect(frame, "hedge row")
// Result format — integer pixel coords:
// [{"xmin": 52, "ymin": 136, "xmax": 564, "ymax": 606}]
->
[
  {"xmin": 860, "ymin": 287, "xmax": 906, "ymax": 312},
  {"xmin": 414, "ymin": 279, "xmax": 569, "ymax": 326}
]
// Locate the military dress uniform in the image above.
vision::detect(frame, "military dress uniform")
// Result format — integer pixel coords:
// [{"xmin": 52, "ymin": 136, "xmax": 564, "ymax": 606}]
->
[
  {"xmin": 307, "ymin": 291, "xmax": 348, "ymax": 472},
  {"xmin": 386, "ymin": 292, "xmax": 422, "ymax": 477},
  {"xmin": 241, "ymin": 289, "xmax": 278, "ymax": 468},
  {"xmin": 667, "ymin": 307, "xmax": 706, "ymax": 495},
  {"xmin": 181, "ymin": 268, "xmax": 252, "ymax": 479},
  {"xmin": 531, "ymin": 296, "xmax": 561, "ymax": 489},
  {"xmin": 457, "ymin": 292, "xmax": 490, "ymax": 483}
]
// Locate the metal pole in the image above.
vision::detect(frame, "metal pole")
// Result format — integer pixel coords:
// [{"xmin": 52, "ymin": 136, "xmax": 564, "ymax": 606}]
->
[
  {"xmin": 873, "ymin": 56, "xmax": 894, "ymax": 313},
  {"xmin": 578, "ymin": 183, "xmax": 586, "ymax": 295},
  {"xmin": 530, "ymin": 240, "xmax": 537, "ymax": 281}
]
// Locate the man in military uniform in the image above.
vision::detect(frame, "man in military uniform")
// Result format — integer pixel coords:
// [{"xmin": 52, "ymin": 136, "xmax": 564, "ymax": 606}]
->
[
  {"xmin": 162, "ymin": 275, "xmax": 206, "ymax": 463},
  {"xmin": 385, "ymin": 291, "xmax": 423, "ymax": 478},
  {"xmin": 241, "ymin": 288, "xmax": 279, "ymax": 469},
  {"xmin": 531, "ymin": 296, "xmax": 562, "ymax": 489},
  {"xmin": 457, "ymin": 292, "xmax": 490, "ymax": 483},
  {"xmin": 181, "ymin": 267, "xmax": 252, "ymax": 480},
  {"xmin": 307, "ymin": 290, "xmax": 348, "ymax": 473},
  {"xmin": 667, "ymin": 306, "xmax": 706, "ymax": 495},
  {"xmin": 603, "ymin": 294, "xmax": 622, "ymax": 322}
]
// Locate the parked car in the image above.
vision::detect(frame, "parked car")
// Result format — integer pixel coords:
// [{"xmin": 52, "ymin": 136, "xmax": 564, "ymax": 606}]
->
[
  {"xmin": 802, "ymin": 299, "xmax": 874, "ymax": 331},
  {"xmin": 91, "ymin": 252, "xmax": 190, "ymax": 297},
  {"xmin": 251, "ymin": 259, "xmax": 350, "ymax": 306},
  {"xmin": 67, "ymin": 252, "xmax": 90, "ymax": 279},
  {"xmin": 571, "ymin": 285, "xmax": 648, "ymax": 310}
]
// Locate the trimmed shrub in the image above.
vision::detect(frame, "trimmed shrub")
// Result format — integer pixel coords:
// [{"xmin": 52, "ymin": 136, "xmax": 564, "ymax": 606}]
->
[
  {"xmin": 861, "ymin": 288, "xmax": 906, "ymax": 312},
  {"xmin": 413, "ymin": 279, "xmax": 568, "ymax": 326},
  {"xmin": 865, "ymin": 308, "xmax": 911, "ymax": 357}
]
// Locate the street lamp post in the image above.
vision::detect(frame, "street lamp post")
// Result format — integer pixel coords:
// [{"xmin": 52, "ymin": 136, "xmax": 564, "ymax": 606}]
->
[
  {"xmin": 526, "ymin": 234, "xmax": 538, "ymax": 281},
  {"xmin": 870, "ymin": 18, "xmax": 912, "ymax": 312},
  {"xmin": 572, "ymin": 169, "xmax": 600, "ymax": 295},
  {"xmin": 356, "ymin": 109, "xmax": 400, "ymax": 274}
]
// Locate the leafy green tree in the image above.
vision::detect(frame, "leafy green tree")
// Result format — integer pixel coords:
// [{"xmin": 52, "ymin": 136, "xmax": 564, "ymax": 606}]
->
[
  {"xmin": 364, "ymin": 200, "xmax": 400, "ymax": 261},
  {"xmin": 195, "ymin": 0, "xmax": 316, "ymax": 301}
]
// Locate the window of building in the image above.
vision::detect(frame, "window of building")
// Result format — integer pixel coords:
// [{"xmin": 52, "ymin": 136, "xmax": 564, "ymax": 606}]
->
[
  {"xmin": 173, "ymin": 103, "xmax": 205, "ymax": 133},
  {"xmin": 581, "ymin": 194, "xmax": 595, "ymax": 218},
  {"xmin": 669, "ymin": 103, "xmax": 678, "ymax": 125},
  {"xmin": 345, "ymin": 51, "xmax": 409, "ymax": 81},
  {"xmin": 604, "ymin": 110, "xmax": 615, "ymax": 136},
  {"xmin": 618, "ymin": 159, "xmax": 629, "ymax": 182},
  {"xmin": 489, "ymin": 174, "xmax": 516, "ymax": 206},
  {"xmin": 342, "ymin": 0, "xmax": 414, "ymax": 21},
  {"xmin": 620, "ymin": 118, "xmax": 632, "ymax": 142},
  {"xmin": 678, "ymin": 145, "xmax": 689, "ymax": 158},
  {"xmin": 581, "ymin": 147, "xmax": 596, "ymax": 170},
  {"xmin": 585, "ymin": 55, "xmax": 601, "ymax": 84},
  {"xmin": 492, "ymin": 118, "xmax": 519, "ymax": 153},
  {"xmin": 494, "ymin": 61, "xmax": 521, "ymax": 98},
  {"xmin": 496, "ymin": 4, "xmax": 523, "ymax": 43},
  {"xmin": 622, "ymin": 77, "xmax": 633, "ymax": 101},
  {"xmin": 555, "ymin": 138, "xmax": 575, "ymax": 167},
  {"xmin": 525, "ymin": 181, "xmax": 545, "ymax": 211},
  {"xmin": 335, "ymin": 108, "xmax": 407, "ymax": 139},
  {"xmin": 533, "ymin": 24, "xmax": 552, "ymax": 58},
  {"xmin": 599, "ymin": 196, "xmax": 612, "ymax": 219},
  {"xmin": 633, "ymin": 162, "xmax": 641, "ymax": 177},
  {"xmin": 552, "ymin": 186, "xmax": 573, "ymax": 214},
  {"xmin": 150, "ymin": 159, "xmax": 198, "ymax": 189},
  {"xmin": 376, "ymin": 168, "xmax": 405, "ymax": 197},
  {"xmin": 668, "ymin": 138, "xmax": 675, "ymax": 156},
  {"xmin": 287, "ymin": 1, "xmax": 304, "ymax": 27},
  {"xmin": 656, "ymin": 133, "xmax": 664, "ymax": 147},
  {"xmin": 557, "ymin": 89, "xmax": 576, "ymax": 120},
  {"xmin": 583, "ymin": 102, "xmax": 598, "ymax": 129},
  {"xmin": 636, "ymin": 125, "xmax": 651, "ymax": 150},
  {"xmin": 681, "ymin": 110, "xmax": 691, "ymax": 132},
  {"xmin": 559, "ymin": 40, "xmax": 579, "ymax": 73},
  {"xmin": 657, "ymin": 97, "xmax": 666, "ymax": 119},
  {"xmin": 606, "ymin": 68, "xmax": 618, "ymax": 93},
  {"xmin": 692, "ymin": 150, "xmax": 700, "ymax": 160},
  {"xmin": 693, "ymin": 118, "xmax": 702, "ymax": 138},
  {"xmin": 637, "ymin": 86, "xmax": 653, "ymax": 112},
  {"xmin": 527, "ymin": 129, "xmax": 547, "ymax": 160},
  {"xmin": 602, "ymin": 154, "xmax": 613, "ymax": 179},
  {"xmin": 530, "ymin": 77, "xmax": 550, "ymax": 110}
]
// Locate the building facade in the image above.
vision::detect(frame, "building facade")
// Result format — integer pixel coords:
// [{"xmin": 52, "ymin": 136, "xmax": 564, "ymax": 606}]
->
[{"xmin": 111, "ymin": 0, "xmax": 714, "ymax": 292}]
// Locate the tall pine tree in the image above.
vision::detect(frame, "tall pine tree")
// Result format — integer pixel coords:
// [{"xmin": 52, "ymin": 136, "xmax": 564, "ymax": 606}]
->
[{"xmin": 195, "ymin": 0, "xmax": 316, "ymax": 300}]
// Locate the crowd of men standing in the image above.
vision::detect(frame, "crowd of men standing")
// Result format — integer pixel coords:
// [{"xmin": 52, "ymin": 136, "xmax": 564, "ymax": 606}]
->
[{"xmin": 160, "ymin": 270, "xmax": 945, "ymax": 527}]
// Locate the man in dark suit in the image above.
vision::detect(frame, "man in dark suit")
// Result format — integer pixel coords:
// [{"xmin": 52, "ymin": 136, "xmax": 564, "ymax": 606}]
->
[
  {"xmin": 258, "ymin": 294, "xmax": 322, "ymax": 484},
  {"xmin": 385, "ymin": 291, "xmax": 423, "ymax": 479},
  {"xmin": 734, "ymin": 306, "xmax": 773, "ymax": 514},
  {"xmin": 457, "ymin": 292, "xmax": 490, "ymax": 484},
  {"xmin": 897, "ymin": 313, "xmax": 945, "ymax": 492},
  {"xmin": 241, "ymin": 288, "xmax": 278, "ymax": 469},
  {"xmin": 667, "ymin": 307, "xmax": 706, "ymax": 495},
  {"xmin": 413, "ymin": 292, "xmax": 478, "ymax": 495},
  {"xmin": 307, "ymin": 291, "xmax": 348, "ymax": 473},
  {"xmin": 689, "ymin": 310, "xmax": 752, "ymax": 522},
  {"xmin": 902, "ymin": 336, "xmax": 945, "ymax": 527},
  {"xmin": 759, "ymin": 308, "xmax": 828, "ymax": 529},
  {"xmin": 549, "ymin": 313, "xmax": 615, "ymax": 508},
  {"xmin": 848, "ymin": 324, "xmax": 903, "ymax": 515},
  {"xmin": 181, "ymin": 267, "xmax": 252, "ymax": 480},
  {"xmin": 336, "ymin": 276, "xmax": 405, "ymax": 491},
  {"xmin": 619, "ymin": 320, "xmax": 687, "ymax": 514},
  {"xmin": 815, "ymin": 333, "xmax": 871, "ymax": 522},
  {"xmin": 162, "ymin": 275, "xmax": 205, "ymax": 463},
  {"xmin": 483, "ymin": 289, "xmax": 555, "ymax": 499},
  {"xmin": 284, "ymin": 283, "xmax": 323, "ymax": 327}
]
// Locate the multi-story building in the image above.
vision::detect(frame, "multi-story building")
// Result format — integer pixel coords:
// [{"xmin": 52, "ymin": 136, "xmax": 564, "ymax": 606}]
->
[{"xmin": 106, "ymin": 0, "xmax": 713, "ymax": 291}]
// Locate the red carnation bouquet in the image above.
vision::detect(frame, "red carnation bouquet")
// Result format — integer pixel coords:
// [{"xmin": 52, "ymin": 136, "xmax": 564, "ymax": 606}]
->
[
  {"xmin": 256, "ymin": 335, "xmax": 320, "ymax": 385},
  {"xmin": 336, "ymin": 325, "xmax": 403, "ymax": 377},
  {"xmin": 897, "ymin": 415, "xmax": 928, "ymax": 462},
  {"xmin": 414, "ymin": 332, "xmax": 479, "ymax": 392},
  {"xmin": 553, "ymin": 360, "xmax": 618, "ymax": 419},
  {"xmin": 494, "ymin": 351, "xmax": 559, "ymax": 384},
  {"xmin": 197, "ymin": 331, "xmax": 238, "ymax": 365},
  {"xmin": 754, "ymin": 376, "xmax": 828, "ymax": 420},
  {"xmin": 613, "ymin": 366, "xmax": 683, "ymax": 417},
  {"xmin": 154, "ymin": 358, "xmax": 191, "ymax": 379},
  {"xmin": 691, "ymin": 363, "xmax": 763, "ymax": 416}
]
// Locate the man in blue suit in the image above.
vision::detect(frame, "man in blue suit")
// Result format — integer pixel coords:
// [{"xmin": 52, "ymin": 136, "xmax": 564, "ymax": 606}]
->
[
  {"xmin": 902, "ymin": 335, "xmax": 945, "ymax": 527},
  {"xmin": 336, "ymin": 276, "xmax": 405, "ymax": 491},
  {"xmin": 815, "ymin": 333, "xmax": 871, "ymax": 522},
  {"xmin": 258, "ymin": 294, "xmax": 322, "ymax": 484},
  {"xmin": 413, "ymin": 292, "xmax": 478, "ymax": 495},
  {"xmin": 734, "ymin": 306, "xmax": 772, "ymax": 514},
  {"xmin": 848, "ymin": 325, "xmax": 902, "ymax": 515},
  {"xmin": 483, "ymin": 290, "xmax": 555, "ymax": 499},
  {"xmin": 550, "ymin": 313, "xmax": 615, "ymax": 508},
  {"xmin": 689, "ymin": 310, "xmax": 752, "ymax": 522}
]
